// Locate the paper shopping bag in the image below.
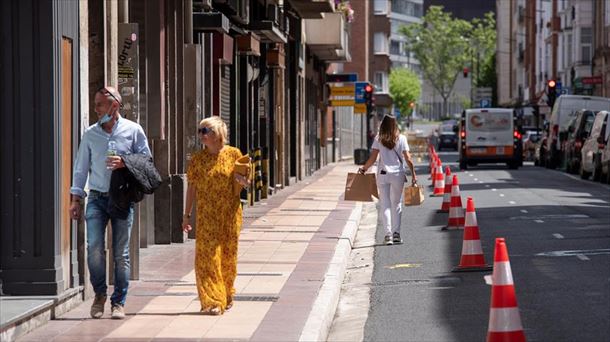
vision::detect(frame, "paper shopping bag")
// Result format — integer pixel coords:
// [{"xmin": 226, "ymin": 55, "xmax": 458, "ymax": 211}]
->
[
  {"xmin": 233, "ymin": 155, "xmax": 252, "ymax": 196},
  {"xmin": 344, "ymin": 173, "xmax": 379, "ymax": 202},
  {"xmin": 404, "ymin": 184, "xmax": 425, "ymax": 206}
]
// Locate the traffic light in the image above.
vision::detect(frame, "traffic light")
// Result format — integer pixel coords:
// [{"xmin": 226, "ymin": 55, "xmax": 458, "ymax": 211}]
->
[
  {"xmin": 546, "ymin": 79, "xmax": 557, "ymax": 107},
  {"xmin": 364, "ymin": 84, "xmax": 374, "ymax": 114}
]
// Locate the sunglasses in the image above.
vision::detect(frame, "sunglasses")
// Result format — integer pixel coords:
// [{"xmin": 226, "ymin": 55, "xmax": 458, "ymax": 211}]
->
[
  {"xmin": 198, "ymin": 126, "xmax": 213, "ymax": 135},
  {"xmin": 98, "ymin": 87, "xmax": 123, "ymax": 108}
]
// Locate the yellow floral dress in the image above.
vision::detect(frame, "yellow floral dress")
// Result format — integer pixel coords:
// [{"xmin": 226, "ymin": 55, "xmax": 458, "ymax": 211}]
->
[{"xmin": 187, "ymin": 146, "xmax": 243, "ymax": 313}]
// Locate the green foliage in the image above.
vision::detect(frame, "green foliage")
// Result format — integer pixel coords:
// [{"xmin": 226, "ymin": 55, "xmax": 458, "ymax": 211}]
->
[
  {"xmin": 389, "ymin": 67, "xmax": 421, "ymax": 117},
  {"xmin": 400, "ymin": 6, "xmax": 471, "ymax": 114},
  {"xmin": 470, "ymin": 12, "xmax": 496, "ymax": 89},
  {"xmin": 400, "ymin": 7, "xmax": 497, "ymax": 112}
]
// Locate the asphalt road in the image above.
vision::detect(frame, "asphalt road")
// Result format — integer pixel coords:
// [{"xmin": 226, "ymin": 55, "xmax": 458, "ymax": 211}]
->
[{"xmin": 362, "ymin": 152, "xmax": 610, "ymax": 342}]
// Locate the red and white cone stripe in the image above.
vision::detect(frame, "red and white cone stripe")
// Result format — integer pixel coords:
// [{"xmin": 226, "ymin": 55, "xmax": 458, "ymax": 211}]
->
[
  {"xmin": 487, "ymin": 238, "xmax": 526, "ymax": 342},
  {"xmin": 445, "ymin": 175, "xmax": 464, "ymax": 230},
  {"xmin": 439, "ymin": 166, "xmax": 452, "ymax": 212},
  {"xmin": 432, "ymin": 160, "xmax": 445, "ymax": 196},
  {"xmin": 453, "ymin": 197, "xmax": 492, "ymax": 271}
]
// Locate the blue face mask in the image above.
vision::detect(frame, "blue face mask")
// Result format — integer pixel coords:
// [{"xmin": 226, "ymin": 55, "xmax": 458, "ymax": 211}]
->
[{"xmin": 99, "ymin": 113, "xmax": 112, "ymax": 125}]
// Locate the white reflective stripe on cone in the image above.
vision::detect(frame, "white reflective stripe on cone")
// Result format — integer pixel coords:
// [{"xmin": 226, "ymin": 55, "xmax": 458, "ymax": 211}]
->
[
  {"xmin": 452, "ymin": 186, "xmax": 460, "ymax": 196},
  {"xmin": 492, "ymin": 261, "xmax": 514, "ymax": 285},
  {"xmin": 461, "ymin": 239, "xmax": 483, "ymax": 255},
  {"xmin": 488, "ymin": 307, "xmax": 523, "ymax": 332},
  {"xmin": 464, "ymin": 212, "xmax": 477, "ymax": 227},
  {"xmin": 449, "ymin": 206, "xmax": 462, "ymax": 217}
]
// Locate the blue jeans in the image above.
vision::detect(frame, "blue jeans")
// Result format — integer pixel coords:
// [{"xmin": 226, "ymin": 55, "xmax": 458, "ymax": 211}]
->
[{"xmin": 85, "ymin": 191, "xmax": 134, "ymax": 306}]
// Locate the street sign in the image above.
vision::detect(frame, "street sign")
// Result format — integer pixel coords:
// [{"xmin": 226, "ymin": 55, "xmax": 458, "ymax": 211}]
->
[
  {"xmin": 480, "ymin": 99, "xmax": 491, "ymax": 108},
  {"xmin": 326, "ymin": 73, "xmax": 358, "ymax": 83},
  {"xmin": 354, "ymin": 82, "xmax": 369, "ymax": 104},
  {"xmin": 582, "ymin": 76, "xmax": 603, "ymax": 85},
  {"xmin": 330, "ymin": 85, "xmax": 355, "ymax": 96},
  {"xmin": 353, "ymin": 103, "xmax": 367, "ymax": 113},
  {"xmin": 330, "ymin": 99, "xmax": 355, "ymax": 106}
]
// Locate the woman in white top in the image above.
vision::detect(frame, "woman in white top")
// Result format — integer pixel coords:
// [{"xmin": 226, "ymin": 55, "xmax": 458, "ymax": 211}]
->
[{"xmin": 358, "ymin": 115, "xmax": 417, "ymax": 245}]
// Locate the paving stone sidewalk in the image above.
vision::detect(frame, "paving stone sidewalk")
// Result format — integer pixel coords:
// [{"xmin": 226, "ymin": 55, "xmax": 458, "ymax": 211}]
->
[{"xmin": 17, "ymin": 161, "xmax": 363, "ymax": 342}]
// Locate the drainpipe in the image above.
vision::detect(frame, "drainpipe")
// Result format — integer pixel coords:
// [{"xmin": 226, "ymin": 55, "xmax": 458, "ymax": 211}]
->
[
  {"xmin": 185, "ymin": 0, "xmax": 193, "ymax": 44},
  {"xmin": 118, "ymin": 0, "xmax": 128, "ymax": 23}
]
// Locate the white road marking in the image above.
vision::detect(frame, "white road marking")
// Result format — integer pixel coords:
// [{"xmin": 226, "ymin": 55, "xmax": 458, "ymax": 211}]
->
[
  {"xmin": 484, "ymin": 275, "xmax": 493, "ymax": 285},
  {"xmin": 468, "ymin": 173, "xmax": 474, "ymax": 177},
  {"xmin": 536, "ymin": 248, "xmax": 610, "ymax": 257},
  {"xmin": 510, "ymin": 214, "xmax": 590, "ymax": 220},
  {"xmin": 534, "ymin": 220, "xmax": 544, "ymax": 223},
  {"xmin": 553, "ymin": 233, "xmax": 564, "ymax": 239},
  {"xmin": 474, "ymin": 178, "xmax": 478, "ymax": 181},
  {"xmin": 499, "ymin": 194, "xmax": 505, "ymax": 197},
  {"xmin": 509, "ymin": 201, "xmax": 516, "ymax": 205},
  {"xmin": 485, "ymin": 185, "xmax": 490, "ymax": 188},
  {"xmin": 479, "ymin": 181, "xmax": 484, "ymax": 184},
  {"xmin": 576, "ymin": 254, "xmax": 590, "ymax": 261},
  {"xmin": 491, "ymin": 188, "xmax": 497, "ymax": 191},
  {"xmin": 520, "ymin": 210, "xmax": 528, "ymax": 213}
]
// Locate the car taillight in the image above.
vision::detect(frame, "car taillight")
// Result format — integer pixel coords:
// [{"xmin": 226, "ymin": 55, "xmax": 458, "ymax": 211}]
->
[{"xmin": 460, "ymin": 130, "xmax": 465, "ymax": 138}]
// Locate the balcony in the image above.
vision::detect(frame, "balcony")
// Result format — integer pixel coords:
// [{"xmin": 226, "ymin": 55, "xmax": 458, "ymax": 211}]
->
[
  {"xmin": 304, "ymin": 12, "xmax": 351, "ymax": 62},
  {"xmin": 286, "ymin": 0, "xmax": 334, "ymax": 19}
]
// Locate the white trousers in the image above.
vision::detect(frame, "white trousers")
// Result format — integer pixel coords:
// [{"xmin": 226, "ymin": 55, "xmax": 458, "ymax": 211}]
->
[{"xmin": 376, "ymin": 172, "xmax": 405, "ymax": 236}]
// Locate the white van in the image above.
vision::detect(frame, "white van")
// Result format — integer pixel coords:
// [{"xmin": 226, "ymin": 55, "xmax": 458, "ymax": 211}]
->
[
  {"xmin": 543, "ymin": 95, "xmax": 610, "ymax": 168},
  {"xmin": 458, "ymin": 108, "xmax": 523, "ymax": 169}
]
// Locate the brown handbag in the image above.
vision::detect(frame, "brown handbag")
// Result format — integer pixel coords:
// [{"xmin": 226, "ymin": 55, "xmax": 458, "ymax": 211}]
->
[{"xmin": 233, "ymin": 155, "xmax": 252, "ymax": 196}]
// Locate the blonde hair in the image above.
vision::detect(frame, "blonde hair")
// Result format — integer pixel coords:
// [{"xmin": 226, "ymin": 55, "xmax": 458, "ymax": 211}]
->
[
  {"xmin": 199, "ymin": 116, "xmax": 228, "ymax": 145},
  {"xmin": 378, "ymin": 115, "xmax": 399, "ymax": 149}
]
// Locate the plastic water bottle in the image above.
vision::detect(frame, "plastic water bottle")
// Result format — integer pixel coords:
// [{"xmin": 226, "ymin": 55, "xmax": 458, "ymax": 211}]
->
[{"xmin": 106, "ymin": 140, "xmax": 117, "ymax": 169}]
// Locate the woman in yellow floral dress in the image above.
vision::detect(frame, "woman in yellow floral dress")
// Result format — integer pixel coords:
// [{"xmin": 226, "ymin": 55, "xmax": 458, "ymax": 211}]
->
[{"xmin": 182, "ymin": 116, "xmax": 249, "ymax": 315}]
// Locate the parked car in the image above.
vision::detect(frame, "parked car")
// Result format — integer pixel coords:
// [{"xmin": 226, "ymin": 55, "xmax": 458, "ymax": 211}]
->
[
  {"xmin": 543, "ymin": 95, "xmax": 610, "ymax": 169},
  {"xmin": 564, "ymin": 110, "xmax": 596, "ymax": 174},
  {"xmin": 579, "ymin": 111, "xmax": 609, "ymax": 179},
  {"xmin": 594, "ymin": 113, "xmax": 610, "ymax": 184},
  {"xmin": 438, "ymin": 131, "xmax": 458, "ymax": 150},
  {"xmin": 523, "ymin": 130, "xmax": 542, "ymax": 161}
]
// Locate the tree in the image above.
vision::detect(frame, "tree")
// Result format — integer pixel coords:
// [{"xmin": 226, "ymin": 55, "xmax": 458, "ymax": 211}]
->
[
  {"xmin": 400, "ymin": 6, "xmax": 471, "ymax": 116},
  {"xmin": 389, "ymin": 67, "xmax": 421, "ymax": 120},
  {"xmin": 470, "ymin": 12, "xmax": 497, "ymax": 105}
]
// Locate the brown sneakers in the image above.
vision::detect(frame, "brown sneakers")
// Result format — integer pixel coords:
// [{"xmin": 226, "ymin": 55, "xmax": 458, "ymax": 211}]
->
[
  {"xmin": 111, "ymin": 304, "xmax": 126, "ymax": 319},
  {"xmin": 90, "ymin": 294, "xmax": 107, "ymax": 319}
]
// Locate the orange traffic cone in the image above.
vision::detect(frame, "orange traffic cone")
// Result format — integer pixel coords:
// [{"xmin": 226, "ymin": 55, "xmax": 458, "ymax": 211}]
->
[
  {"xmin": 438, "ymin": 166, "xmax": 452, "ymax": 213},
  {"xmin": 443, "ymin": 175, "xmax": 464, "ymax": 230},
  {"xmin": 430, "ymin": 157, "xmax": 438, "ymax": 182},
  {"xmin": 452, "ymin": 197, "xmax": 492, "ymax": 272},
  {"xmin": 487, "ymin": 238, "xmax": 526, "ymax": 342},
  {"xmin": 431, "ymin": 159, "xmax": 445, "ymax": 196}
]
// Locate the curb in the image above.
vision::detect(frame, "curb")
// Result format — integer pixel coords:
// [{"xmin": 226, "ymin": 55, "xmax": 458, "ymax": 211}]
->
[{"xmin": 299, "ymin": 201, "xmax": 363, "ymax": 342}]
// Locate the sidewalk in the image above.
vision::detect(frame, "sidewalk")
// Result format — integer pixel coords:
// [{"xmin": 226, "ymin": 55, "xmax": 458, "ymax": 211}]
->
[{"xmin": 15, "ymin": 161, "xmax": 363, "ymax": 342}]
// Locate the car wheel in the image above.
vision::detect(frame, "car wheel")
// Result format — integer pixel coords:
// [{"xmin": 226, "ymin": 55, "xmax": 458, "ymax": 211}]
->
[
  {"xmin": 579, "ymin": 164, "xmax": 591, "ymax": 180},
  {"xmin": 593, "ymin": 157, "xmax": 602, "ymax": 182}
]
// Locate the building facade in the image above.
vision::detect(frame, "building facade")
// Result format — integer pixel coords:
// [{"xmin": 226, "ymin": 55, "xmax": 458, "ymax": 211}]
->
[
  {"xmin": 497, "ymin": 0, "xmax": 609, "ymax": 114},
  {"xmin": 0, "ymin": 0, "xmax": 350, "ymax": 312}
]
